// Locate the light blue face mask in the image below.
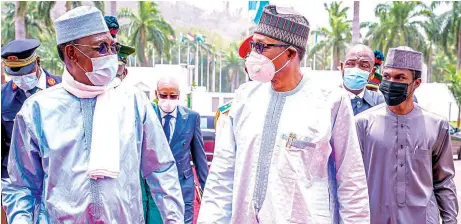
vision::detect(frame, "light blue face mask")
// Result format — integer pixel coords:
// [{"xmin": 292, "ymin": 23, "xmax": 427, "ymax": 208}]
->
[
  {"xmin": 11, "ymin": 72, "xmax": 38, "ymax": 91},
  {"xmin": 343, "ymin": 67, "xmax": 370, "ymax": 90}
]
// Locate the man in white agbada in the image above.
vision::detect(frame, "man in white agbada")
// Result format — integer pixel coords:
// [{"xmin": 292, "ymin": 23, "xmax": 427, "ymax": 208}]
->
[
  {"xmin": 198, "ymin": 5, "xmax": 370, "ymax": 224},
  {"xmin": 3, "ymin": 6, "xmax": 184, "ymax": 223}
]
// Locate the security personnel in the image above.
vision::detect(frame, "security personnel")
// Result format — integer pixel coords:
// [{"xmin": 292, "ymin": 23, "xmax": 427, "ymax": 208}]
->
[
  {"xmin": 116, "ymin": 44, "xmax": 135, "ymax": 80},
  {"xmin": 214, "ymin": 36, "xmax": 251, "ymax": 133},
  {"xmin": 104, "ymin": 16, "xmax": 136, "ymax": 81},
  {"xmin": 1, "ymin": 39, "xmax": 61, "ymax": 179},
  {"xmin": 366, "ymin": 50, "xmax": 384, "ymax": 91}
]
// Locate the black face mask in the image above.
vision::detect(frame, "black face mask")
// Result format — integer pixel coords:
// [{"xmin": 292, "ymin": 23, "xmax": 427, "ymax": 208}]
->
[{"xmin": 379, "ymin": 80, "xmax": 414, "ymax": 106}]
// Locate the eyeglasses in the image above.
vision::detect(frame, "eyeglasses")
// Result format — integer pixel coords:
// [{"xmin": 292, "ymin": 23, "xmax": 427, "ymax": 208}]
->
[
  {"xmin": 73, "ymin": 42, "xmax": 120, "ymax": 55},
  {"xmin": 158, "ymin": 93, "xmax": 179, "ymax": 100},
  {"xmin": 249, "ymin": 41, "xmax": 290, "ymax": 54}
]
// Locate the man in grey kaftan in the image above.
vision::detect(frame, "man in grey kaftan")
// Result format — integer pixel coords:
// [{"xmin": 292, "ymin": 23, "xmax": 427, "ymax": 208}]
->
[{"xmin": 356, "ymin": 47, "xmax": 458, "ymax": 223}]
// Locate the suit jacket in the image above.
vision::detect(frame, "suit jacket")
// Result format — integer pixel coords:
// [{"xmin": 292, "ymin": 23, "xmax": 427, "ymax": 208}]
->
[
  {"xmin": 143, "ymin": 104, "xmax": 208, "ymax": 224},
  {"xmin": 350, "ymin": 88, "xmax": 385, "ymax": 116},
  {"xmin": 1, "ymin": 69, "xmax": 61, "ymax": 178}
]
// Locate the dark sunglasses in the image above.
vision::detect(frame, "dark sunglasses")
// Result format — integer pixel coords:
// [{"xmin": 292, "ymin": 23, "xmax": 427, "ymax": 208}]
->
[
  {"xmin": 249, "ymin": 41, "xmax": 290, "ymax": 54},
  {"xmin": 73, "ymin": 42, "xmax": 120, "ymax": 55},
  {"xmin": 158, "ymin": 93, "xmax": 179, "ymax": 100}
]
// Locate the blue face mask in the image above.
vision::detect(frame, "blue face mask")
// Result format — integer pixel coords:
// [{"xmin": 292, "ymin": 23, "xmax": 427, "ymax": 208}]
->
[
  {"xmin": 11, "ymin": 72, "xmax": 38, "ymax": 91},
  {"xmin": 343, "ymin": 67, "xmax": 370, "ymax": 90}
]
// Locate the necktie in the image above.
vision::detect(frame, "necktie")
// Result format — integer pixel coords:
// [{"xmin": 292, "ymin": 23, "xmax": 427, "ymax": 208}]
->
[{"xmin": 163, "ymin": 114, "xmax": 173, "ymax": 142}]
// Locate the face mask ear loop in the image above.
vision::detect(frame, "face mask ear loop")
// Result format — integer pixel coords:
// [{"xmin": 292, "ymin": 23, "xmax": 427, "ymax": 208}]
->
[
  {"xmin": 72, "ymin": 45, "xmax": 90, "ymax": 73},
  {"xmin": 271, "ymin": 46, "xmax": 291, "ymax": 62}
]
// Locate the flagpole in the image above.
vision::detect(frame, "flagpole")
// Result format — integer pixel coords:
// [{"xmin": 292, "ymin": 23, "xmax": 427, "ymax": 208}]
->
[
  {"xmin": 200, "ymin": 46, "xmax": 204, "ymax": 86},
  {"xmin": 212, "ymin": 53, "xmax": 216, "ymax": 92},
  {"xmin": 219, "ymin": 54, "xmax": 222, "ymax": 92},
  {"xmin": 187, "ymin": 42, "xmax": 190, "ymax": 66},
  {"xmin": 206, "ymin": 50, "xmax": 210, "ymax": 91},
  {"xmin": 169, "ymin": 47, "xmax": 172, "ymax": 65},
  {"xmin": 178, "ymin": 41, "xmax": 181, "ymax": 64},
  {"xmin": 195, "ymin": 41, "xmax": 199, "ymax": 86}
]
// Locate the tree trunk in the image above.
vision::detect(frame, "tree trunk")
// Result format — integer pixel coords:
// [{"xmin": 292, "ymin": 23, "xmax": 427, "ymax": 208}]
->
[
  {"xmin": 230, "ymin": 71, "xmax": 236, "ymax": 92},
  {"xmin": 428, "ymin": 44, "xmax": 433, "ymax": 83},
  {"xmin": 352, "ymin": 1, "xmax": 360, "ymax": 44},
  {"xmin": 65, "ymin": 1, "xmax": 71, "ymax": 12},
  {"xmin": 457, "ymin": 106, "xmax": 460, "ymax": 129},
  {"xmin": 140, "ymin": 27, "xmax": 148, "ymax": 66},
  {"xmin": 15, "ymin": 1, "xmax": 26, "ymax": 40},
  {"xmin": 110, "ymin": 1, "xmax": 117, "ymax": 16},
  {"xmin": 457, "ymin": 32, "xmax": 461, "ymax": 73}
]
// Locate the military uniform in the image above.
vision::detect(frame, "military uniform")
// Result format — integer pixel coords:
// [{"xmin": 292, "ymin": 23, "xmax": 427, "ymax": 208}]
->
[
  {"xmin": 1, "ymin": 39, "xmax": 61, "ymax": 179},
  {"xmin": 366, "ymin": 50, "xmax": 384, "ymax": 91}
]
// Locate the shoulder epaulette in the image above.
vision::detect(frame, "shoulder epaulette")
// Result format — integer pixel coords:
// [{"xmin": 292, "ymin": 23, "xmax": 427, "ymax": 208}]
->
[
  {"xmin": 218, "ymin": 101, "xmax": 232, "ymax": 114},
  {"xmin": 47, "ymin": 76, "xmax": 56, "ymax": 87}
]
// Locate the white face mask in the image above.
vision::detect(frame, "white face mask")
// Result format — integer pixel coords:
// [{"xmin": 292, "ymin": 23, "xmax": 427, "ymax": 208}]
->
[
  {"xmin": 158, "ymin": 98, "xmax": 179, "ymax": 113},
  {"xmin": 244, "ymin": 47, "xmax": 291, "ymax": 82},
  {"xmin": 74, "ymin": 47, "xmax": 118, "ymax": 86},
  {"xmin": 11, "ymin": 72, "xmax": 38, "ymax": 91}
]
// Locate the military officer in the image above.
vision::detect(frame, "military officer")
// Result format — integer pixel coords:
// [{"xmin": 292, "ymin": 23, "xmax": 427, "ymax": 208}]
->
[
  {"xmin": 214, "ymin": 36, "xmax": 252, "ymax": 134},
  {"xmin": 1, "ymin": 39, "xmax": 61, "ymax": 181},
  {"xmin": 104, "ymin": 16, "xmax": 135, "ymax": 81},
  {"xmin": 366, "ymin": 50, "xmax": 384, "ymax": 91},
  {"xmin": 116, "ymin": 44, "xmax": 135, "ymax": 80}
]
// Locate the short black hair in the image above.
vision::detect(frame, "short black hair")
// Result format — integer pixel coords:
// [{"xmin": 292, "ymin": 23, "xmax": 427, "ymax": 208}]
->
[
  {"xmin": 57, "ymin": 41, "xmax": 75, "ymax": 61},
  {"xmin": 410, "ymin": 69, "xmax": 421, "ymax": 80}
]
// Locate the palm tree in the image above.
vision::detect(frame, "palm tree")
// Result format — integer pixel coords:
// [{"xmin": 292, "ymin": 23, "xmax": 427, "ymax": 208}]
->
[
  {"xmin": 437, "ymin": 1, "xmax": 461, "ymax": 72},
  {"xmin": 361, "ymin": 2, "xmax": 431, "ymax": 55},
  {"xmin": 446, "ymin": 65, "xmax": 461, "ymax": 128},
  {"xmin": 65, "ymin": 1, "xmax": 82, "ymax": 12},
  {"xmin": 15, "ymin": 1, "xmax": 27, "ymax": 40},
  {"xmin": 309, "ymin": 2, "xmax": 351, "ymax": 70},
  {"xmin": 93, "ymin": 1, "xmax": 105, "ymax": 15},
  {"xmin": 2, "ymin": 2, "xmax": 15, "ymax": 44},
  {"xmin": 110, "ymin": 1, "xmax": 117, "ymax": 16},
  {"xmin": 222, "ymin": 42, "xmax": 244, "ymax": 92},
  {"xmin": 37, "ymin": 1, "xmax": 56, "ymax": 33},
  {"xmin": 420, "ymin": 15, "xmax": 444, "ymax": 82},
  {"xmin": 352, "ymin": 1, "xmax": 360, "ymax": 44},
  {"xmin": 118, "ymin": 1, "xmax": 175, "ymax": 66}
]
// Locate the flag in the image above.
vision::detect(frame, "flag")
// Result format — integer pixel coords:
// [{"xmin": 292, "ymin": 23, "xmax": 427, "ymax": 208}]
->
[
  {"xmin": 186, "ymin": 32, "xmax": 195, "ymax": 41},
  {"xmin": 179, "ymin": 32, "xmax": 185, "ymax": 43},
  {"xmin": 254, "ymin": 1, "xmax": 270, "ymax": 24},
  {"xmin": 196, "ymin": 32, "xmax": 204, "ymax": 43},
  {"xmin": 248, "ymin": 1, "xmax": 258, "ymax": 10}
]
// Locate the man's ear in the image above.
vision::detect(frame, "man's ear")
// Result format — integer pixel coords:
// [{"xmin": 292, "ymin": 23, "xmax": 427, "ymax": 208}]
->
[
  {"xmin": 65, "ymin": 45, "xmax": 77, "ymax": 62},
  {"xmin": 155, "ymin": 90, "xmax": 159, "ymax": 99},
  {"xmin": 288, "ymin": 47, "xmax": 297, "ymax": 60},
  {"xmin": 414, "ymin": 78, "xmax": 422, "ymax": 89},
  {"xmin": 36, "ymin": 57, "xmax": 41, "ymax": 67}
]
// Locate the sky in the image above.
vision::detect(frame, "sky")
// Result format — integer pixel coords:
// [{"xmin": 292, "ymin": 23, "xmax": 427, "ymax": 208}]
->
[{"xmin": 188, "ymin": 0, "xmax": 451, "ymax": 30}]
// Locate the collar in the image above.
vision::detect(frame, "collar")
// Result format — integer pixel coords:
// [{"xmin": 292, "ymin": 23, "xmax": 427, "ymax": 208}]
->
[
  {"xmin": 37, "ymin": 68, "xmax": 47, "ymax": 90},
  {"xmin": 345, "ymin": 86, "xmax": 365, "ymax": 99},
  {"xmin": 160, "ymin": 106, "xmax": 178, "ymax": 119}
]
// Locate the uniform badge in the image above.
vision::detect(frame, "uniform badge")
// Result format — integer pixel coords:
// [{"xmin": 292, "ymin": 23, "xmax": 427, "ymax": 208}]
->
[
  {"xmin": 7, "ymin": 56, "xmax": 18, "ymax": 61},
  {"xmin": 47, "ymin": 77, "xmax": 56, "ymax": 86},
  {"xmin": 12, "ymin": 82, "xmax": 18, "ymax": 91}
]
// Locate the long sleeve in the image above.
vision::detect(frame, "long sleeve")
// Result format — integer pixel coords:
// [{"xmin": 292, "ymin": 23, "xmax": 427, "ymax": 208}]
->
[
  {"xmin": 432, "ymin": 121, "xmax": 458, "ymax": 223},
  {"xmin": 191, "ymin": 113, "xmax": 209, "ymax": 190},
  {"xmin": 197, "ymin": 112, "xmax": 236, "ymax": 223},
  {"xmin": 140, "ymin": 100, "xmax": 185, "ymax": 224},
  {"xmin": 330, "ymin": 95, "xmax": 370, "ymax": 223},
  {"xmin": 3, "ymin": 111, "xmax": 43, "ymax": 223}
]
